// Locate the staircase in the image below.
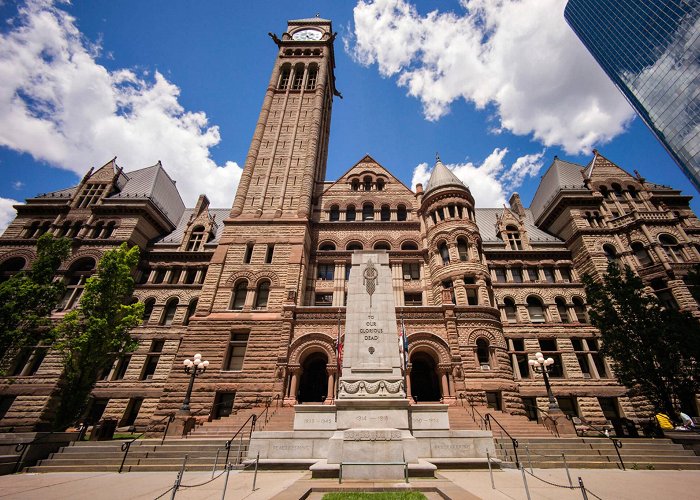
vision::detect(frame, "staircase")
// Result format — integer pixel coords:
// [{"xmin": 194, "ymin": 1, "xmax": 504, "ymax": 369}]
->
[
  {"xmin": 450, "ymin": 403, "xmax": 555, "ymax": 437},
  {"xmin": 495, "ymin": 437, "xmax": 700, "ymax": 470},
  {"xmin": 190, "ymin": 404, "xmax": 295, "ymax": 438},
  {"xmin": 25, "ymin": 438, "xmax": 244, "ymax": 473}
]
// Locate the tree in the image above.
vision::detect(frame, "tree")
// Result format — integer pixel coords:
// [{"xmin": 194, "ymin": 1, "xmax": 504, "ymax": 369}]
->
[
  {"xmin": 0, "ymin": 234, "xmax": 71, "ymax": 365},
  {"xmin": 51, "ymin": 243, "xmax": 144, "ymax": 430},
  {"xmin": 583, "ymin": 263, "xmax": 700, "ymax": 419}
]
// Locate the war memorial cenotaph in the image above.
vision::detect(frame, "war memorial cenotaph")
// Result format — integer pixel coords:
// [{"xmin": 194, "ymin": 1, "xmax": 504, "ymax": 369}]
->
[{"xmin": 248, "ymin": 252, "xmax": 495, "ymax": 479}]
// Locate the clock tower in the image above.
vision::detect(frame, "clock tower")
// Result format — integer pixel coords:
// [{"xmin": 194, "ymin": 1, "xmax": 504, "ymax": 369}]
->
[{"xmin": 231, "ymin": 17, "xmax": 338, "ymax": 219}]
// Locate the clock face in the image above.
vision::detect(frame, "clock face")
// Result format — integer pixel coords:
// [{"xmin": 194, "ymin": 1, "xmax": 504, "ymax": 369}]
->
[{"xmin": 292, "ymin": 29, "xmax": 322, "ymax": 41}]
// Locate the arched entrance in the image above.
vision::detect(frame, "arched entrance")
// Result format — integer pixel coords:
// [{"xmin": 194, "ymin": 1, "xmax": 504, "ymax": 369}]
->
[
  {"xmin": 409, "ymin": 352, "xmax": 441, "ymax": 402},
  {"xmin": 298, "ymin": 352, "xmax": 328, "ymax": 403}
]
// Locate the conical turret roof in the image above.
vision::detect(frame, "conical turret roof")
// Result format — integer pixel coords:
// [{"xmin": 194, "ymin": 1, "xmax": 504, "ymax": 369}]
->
[{"xmin": 424, "ymin": 156, "xmax": 468, "ymax": 194}]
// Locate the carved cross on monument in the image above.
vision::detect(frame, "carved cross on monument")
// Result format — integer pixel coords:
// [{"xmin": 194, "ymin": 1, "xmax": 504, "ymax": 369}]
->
[{"xmin": 362, "ymin": 259, "xmax": 378, "ymax": 309}]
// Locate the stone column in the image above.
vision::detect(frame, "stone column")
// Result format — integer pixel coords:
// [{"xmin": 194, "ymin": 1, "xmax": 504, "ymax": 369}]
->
[
  {"xmin": 405, "ymin": 366, "xmax": 412, "ymax": 401},
  {"xmin": 288, "ymin": 367, "xmax": 301, "ymax": 402},
  {"xmin": 326, "ymin": 368, "xmax": 336, "ymax": 402},
  {"xmin": 440, "ymin": 369, "xmax": 450, "ymax": 398}
]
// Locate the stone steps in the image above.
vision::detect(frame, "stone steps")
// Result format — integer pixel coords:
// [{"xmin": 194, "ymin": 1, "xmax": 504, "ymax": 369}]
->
[{"xmin": 494, "ymin": 437, "xmax": 700, "ymax": 470}]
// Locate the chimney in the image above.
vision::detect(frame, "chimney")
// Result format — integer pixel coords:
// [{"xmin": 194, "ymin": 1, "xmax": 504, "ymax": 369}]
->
[{"xmin": 509, "ymin": 192, "xmax": 526, "ymax": 217}]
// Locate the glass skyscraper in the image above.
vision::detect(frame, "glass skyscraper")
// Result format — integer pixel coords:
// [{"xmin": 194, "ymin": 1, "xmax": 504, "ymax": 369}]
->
[{"xmin": 565, "ymin": 0, "xmax": 699, "ymax": 191}]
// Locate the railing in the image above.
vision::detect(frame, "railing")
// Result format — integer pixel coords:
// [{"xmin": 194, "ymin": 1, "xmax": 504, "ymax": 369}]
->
[
  {"xmin": 223, "ymin": 413, "xmax": 257, "ymax": 467},
  {"xmin": 567, "ymin": 415, "xmax": 625, "ymax": 471},
  {"xmin": 118, "ymin": 412, "xmax": 175, "ymax": 473},
  {"xmin": 484, "ymin": 413, "xmax": 520, "ymax": 469},
  {"xmin": 11, "ymin": 431, "xmax": 68, "ymax": 473},
  {"xmin": 520, "ymin": 401, "xmax": 560, "ymax": 437},
  {"xmin": 459, "ymin": 394, "xmax": 488, "ymax": 430}
]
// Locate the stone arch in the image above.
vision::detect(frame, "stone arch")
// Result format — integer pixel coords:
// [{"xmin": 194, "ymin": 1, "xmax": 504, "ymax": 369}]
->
[
  {"xmin": 288, "ymin": 332, "xmax": 337, "ymax": 366},
  {"xmin": 61, "ymin": 250, "xmax": 102, "ymax": 271},
  {"xmin": 400, "ymin": 239, "xmax": 419, "ymax": 250},
  {"xmin": 251, "ymin": 270, "xmax": 280, "ymax": 287},
  {"xmin": 0, "ymin": 249, "xmax": 36, "ymax": 267},
  {"xmin": 466, "ymin": 329, "xmax": 506, "ymax": 349},
  {"xmin": 406, "ymin": 332, "xmax": 451, "ymax": 365}
]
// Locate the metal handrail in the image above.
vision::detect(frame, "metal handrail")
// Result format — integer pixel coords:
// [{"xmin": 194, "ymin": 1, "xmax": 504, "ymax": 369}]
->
[
  {"xmin": 118, "ymin": 412, "xmax": 175, "ymax": 473},
  {"xmin": 11, "ymin": 430, "xmax": 66, "ymax": 473},
  {"xmin": 520, "ymin": 401, "xmax": 560, "ymax": 437},
  {"xmin": 458, "ymin": 394, "xmax": 488, "ymax": 430},
  {"xmin": 223, "ymin": 413, "xmax": 257, "ymax": 466},
  {"xmin": 567, "ymin": 414, "xmax": 625, "ymax": 470},
  {"xmin": 485, "ymin": 413, "xmax": 520, "ymax": 468}
]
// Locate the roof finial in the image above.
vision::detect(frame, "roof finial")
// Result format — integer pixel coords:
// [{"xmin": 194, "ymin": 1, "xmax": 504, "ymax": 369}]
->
[
  {"xmin": 436, "ymin": 152, "xmax": 441, "ymax": 163},
  {"xmin": 316, "ymin": 12, "xmax": 320, "ymax": 17}
]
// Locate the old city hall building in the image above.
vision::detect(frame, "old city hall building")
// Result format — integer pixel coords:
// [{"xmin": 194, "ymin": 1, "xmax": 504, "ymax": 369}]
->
[{"xmin": 1, "ymin": 17, "xmax": 699, "ymax": 432}]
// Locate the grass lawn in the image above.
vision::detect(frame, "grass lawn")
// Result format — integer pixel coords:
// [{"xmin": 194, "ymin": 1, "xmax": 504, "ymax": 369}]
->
[{"xmin": 321, "ymin": 493, "xmax": 427, "ymax": 500}]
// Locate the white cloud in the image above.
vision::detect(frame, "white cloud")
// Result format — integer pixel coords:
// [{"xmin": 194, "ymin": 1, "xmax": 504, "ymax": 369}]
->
[
  {"xmin": 0, "ymin": 198, "xmax": 19, "ymax": 236},
  {"xmin": 0, "ymin": 0, "xmax": 242, "ymax": 207},
  {"xmin": 411, "ymin": 148, "xmax": 545, "ymax": 207},
  {"xmin": 349, "ymin": 0, "xmax": 636, "ymax": 154},
  {"xmin": 12, "ymin": 181, "xmax": 24, "ymax": 190}
]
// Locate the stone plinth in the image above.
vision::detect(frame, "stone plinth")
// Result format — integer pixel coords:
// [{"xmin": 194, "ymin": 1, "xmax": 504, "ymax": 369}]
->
[
  {"xmin": 410, "ymin": 404, "xmax": 450, "ymax": 430},
  {"xmin": 293, "ymin": 405, "xmax": 337, "ymax": 430}
]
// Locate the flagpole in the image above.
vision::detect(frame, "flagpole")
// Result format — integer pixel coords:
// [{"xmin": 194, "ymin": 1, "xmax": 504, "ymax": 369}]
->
[
  {"xmin": 336, "ymin": 307, "xmax": 342, "ymax": 399},
  {"xmin": 400, "ymin": 311, "xmax": 409, "ymax": 402}
]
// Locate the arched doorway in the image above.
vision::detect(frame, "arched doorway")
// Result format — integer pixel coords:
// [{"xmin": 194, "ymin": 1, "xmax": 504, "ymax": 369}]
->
[
  {"xmin": 298, "ymin": 352, "xmax": 328, "ymax": 403},
  {"xmin": 410, "ymin": 352, "xmax": 441, "ymax": 402}
]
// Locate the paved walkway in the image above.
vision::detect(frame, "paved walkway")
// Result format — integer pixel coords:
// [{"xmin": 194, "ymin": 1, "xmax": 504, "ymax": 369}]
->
[{"xmin": 1, "ymin": 468, "xmax": 700, "ymax": 499}]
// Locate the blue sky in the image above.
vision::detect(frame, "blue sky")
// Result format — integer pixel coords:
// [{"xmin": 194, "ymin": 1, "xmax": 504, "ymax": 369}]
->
[{"xmin": 0, "ymin": 0, "xmax": 696, "ymax": 231}]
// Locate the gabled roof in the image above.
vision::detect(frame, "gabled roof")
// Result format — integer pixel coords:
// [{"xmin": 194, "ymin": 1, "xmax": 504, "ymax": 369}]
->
[
  {"xmin": 154, "ymin": 208, "xmax": 230, "ymax": 246},
  {"xmin": 475, "ymin": 208, "xmax": 562, "ymax": 243},
  {"xmin": 321, "ymin": 154, "xmax": 414, "ymax": 196},
  {"xmin": 530, "ymin": 157, "xmax": 587, "ymax": 221},
  {"xmin": 583, "ymin": 150, "xmax": 635, "ymax": 180},
  {"xmin": 424, "ymin": 157, "xmax": 468, "ymax": 195}
]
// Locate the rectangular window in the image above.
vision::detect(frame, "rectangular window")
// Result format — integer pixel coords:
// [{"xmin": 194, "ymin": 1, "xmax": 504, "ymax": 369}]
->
[
  {"xmin": 527, "ymin": 267, "xmax": 539, "ymax": 281},
  {"xmin": 345, "ymin": 264, "xmax": 351, "ymax": 281},
  {"xmin": 317, "ymin": 264, "xmax": 334, "ymax": 281},
  {"xmin": 543, "ymin": 267, "xmax": 555, "ymax": 283},
  {"xmin": 10, "ymin": 348, "xmax": 33, "ymax": 376},
  {"xmin": 511, "ymin": 268, "xmax": 523, "ymax": 283},
  {"xmin": 76, "ymin": 183, "xmax": 106, "ymax": 208},
  {"xmin": 404, "ymin": 292, "xmax": 423, "ymax": 306},
  {"xmin": 184, "ymin": 269, "xmax": 197, "ymax": 284},
  {"xmin": 512, "ymin": 338, "xmax": 525, "ymax": 351},
  {"xmin": 495, "ymin": 268, "xmax": 507, "ymax": 283},
  {"xmin": 243, "ymin": 244, "xmax": 254, "ymax": 264},
  {"xmin": 213, "ymin": 392, "xmax": 236, "ymax": 419},
  {"xmin": 168, "ymin": 268, "xmax": 181, "ymax": 284},
  {"xmin": 402, "ymin": 263, "xmax": 420, "ymax": 281},
  {"xmin": 153, "ymin": 269, "xmax": 165, "ymax": 284},
  {"xmin": 559, "ymin": 267, "xmax": 572, "ymax": 282},
  {"xmin": 466, "ymin": 288, "xmax": 478, "ymax": 305},
  {"xmin": 121, "ymin": 398, "xmax": 143, "ymax": 427},
  {"xmin": 598, "ymin": 397, "xmax": 621, "ymax": 419},
  {"xmin": 577, "ymin": 354, "xmax": 591, "ymax": 378},
  {"xmin": 151, "ymin": 340, "xmax": 165, "ymax": 353},
  {"xmin": 112, "ymin": 355, "xmax": 131, "ymax": 380},
  {"xmin": 141, "ymin": 355, "xmax": 159, "ymax": 380},
  {"xmin": 516, "ymin": 354, "xmax": 529, "ymax": 378},
  {"xmin": 225, "ymin": 333, "xmax": 249, "ymax": 371},
  {"xmin": 314, "ymin": 293, "xmax": 333, "ymax": 306},
  {"xmin": 556, "ymin": 396, "xmax": 578, "ymax": 417},
  {"xmin": 25, "ymin": 347, "xmax": 48, "ymax": 376},
  {"xmin": 265, "ymin": 245, "xmax": 274, "ymax": 264},
  {"xmin": 0, "ymin": 396, "xmax": 15, "ymax": 420}
]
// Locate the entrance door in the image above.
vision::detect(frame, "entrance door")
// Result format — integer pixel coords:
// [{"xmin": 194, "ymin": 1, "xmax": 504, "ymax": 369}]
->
[
  {"xmin": 522, "ymin": 397, "xmax": 538, "ymax": 420},
  {"xmin": 213, "ymin": 392, "xmax": 236, "ymax": 419},
  {"xmin": 298, "ymin": 353, "xmax": 328, "ymax": 403},
  {"xmin": 486, "ymin": 392, "xmax": 502, "ymax": 411},
  {"xmin": 87, "ymin": 398, "xmax": 109, "ymax": 424},
  {"xmin": 122, "ymin": 398, "xmax": 143, "ymax": 427},
  {"xmin": 410, "ymin": 352, "xmax": 441, "ymax": 402}
]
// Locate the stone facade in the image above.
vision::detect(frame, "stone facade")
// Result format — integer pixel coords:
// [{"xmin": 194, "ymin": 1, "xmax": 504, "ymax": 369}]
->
[{"xmin": 1, "ymin": 18, "xmax": 699, "ymax": 432}]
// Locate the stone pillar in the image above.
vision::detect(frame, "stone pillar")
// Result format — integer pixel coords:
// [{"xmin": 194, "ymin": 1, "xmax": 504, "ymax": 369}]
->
[
  {"xmin": 440, "ymin": 370, "xmax": 449, "ymax": 398},
  {"xmin": 326, "ymin": 368, "xmax": 335, "ymax": 402},
  {"xmin": 405, "ymin": 366, "xmax": 412, "ymax": 401},
  {"xmin": 288, "ymin": 367, "xmax": 301, "ymax": 402}
]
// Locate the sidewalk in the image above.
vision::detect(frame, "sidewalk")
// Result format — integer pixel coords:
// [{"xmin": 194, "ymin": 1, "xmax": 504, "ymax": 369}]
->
[{"xmin": 1, "ymin": 468, "xmax": 699, "ymax": 499}]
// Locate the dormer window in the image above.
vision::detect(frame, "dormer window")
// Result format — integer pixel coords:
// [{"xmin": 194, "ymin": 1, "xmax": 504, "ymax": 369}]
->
[
  {"xmin": 187, "ymin": 225, "xmax": 206, "ymax": 251},
  {"xmin": 76, "ymin": 183, "xmax": 106, "ymax": 208},
  {"xmin": 505, "ymin": 225, "xmax": 522, "ymax": 250}
]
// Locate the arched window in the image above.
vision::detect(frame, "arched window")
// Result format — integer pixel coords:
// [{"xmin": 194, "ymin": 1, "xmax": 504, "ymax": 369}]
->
[
  {"xmin": 651, "ymin": 279, "xmax": 678, "ymax": 309},
  {"xmin": 628, "ymin": 186, "xmax": 638, "ymax": 199},
  {"xmin": 376, "ymin": 179, "xmax": 385, "ymax": 191},
  {"xmin": 555, "ymin": 297, "xmax": 569, "ymax": 323},
  {"xmin": 631, "ymin": 242, "xmax": 653, "ymax": 267},
  {"xmin": 329, "ymin": 205, "xmax": 340, "ymax": 221},
  {"xmin": 184, "ymin": 298, "xmax": 198, "ymax": 326},
  {"xmin": 374, "ymin": 241, "xmax": 390, "ymax": 250},
  {"xmin": 160, "ymin": 298, "xmax": 178, "ymax": 326},
  {"xmin": 503, "ymin": 298, "xmax": 517, "ymax": 322},
  {"xmin": 278, "ymin": 65, "xmax": 291, "ymax": 89},
  {"xmin": 659, "ymin": 234, "xmax": 685, "ymax": 262},
  {"xmin": 187, "ymin": 225, "xmax": 206, "ymax": 251},
  {"xmin": 380, "ymin": 205, "xmax": 391, "ymax": 221},
  {"xmin": 526, "ymin": 296, "xmax": 545, "ymax": 323},
  {"xmin": 457, "ymin": 237, "xmax": 469, "ymax": 261},
  {"xmin": 0, "ymin": 257, "xmax": 26, "ymax": 282},
  {"xmin": 476, "ymin": 338, "xmax": 491, "ymax": 369},
  {"xmin": 291, "ymin": 64, "xmax": 305, "ymax": 90},
  {"xmin": 231, "ymin": 280, "xmax": 248, "ymax": 310},
  {"xmin": 362, "ymin": 203, "xmax": 374, "ymax": 221},
  {"xmin": 401, "ymin": 241, "xmax": 418, "ymax": 250},
  {"xmin": 505, "ymin": 225, "xmax": 523, "ymax": 250},
  {"xmin": 254, "ymin": 281, "xmax": 270, "ymax": 310},
  {"xmin": 346, "ymin": 205, "xmax": 356, "ymax": 221},
  {"xmin": 57, "ymin": 258, "xmax": 96, "ymax": 310},
  {"xmin": 346, "ymin": 242, "xmax": 363, "ymax": 251},
  {"xmin": 572, "ymin": 297, "xmax": 588, "ymax": 322},
  {"xmin": 612, "ymin": 183, "xmax": 623, "ymax": 198},
  {"xmin": 92, "ymin": 221, "xmax": 104, "ymax": 239},
  {"xmin": 25, "ymin": 221, "xmax": 40, "ymax": 239},
  {"xmin": 397, "ymin": 205, "xmax": 407, "ymax": 221},
  {"xmin": 438, "ymin": 242, "xmax": 450, "ymax": 265},
  {"xmin": 305, "ymin": 65, "xmax": 317, "ymax": 90},
  {"xmin": 142, "ymin": 298, "xmax": 156, "ymax": 324},
  {"xmin": 600, "ymin": 186, "xmax": 610, "ymax": 198},
  {"xmin": 103, "ymin": 221, "xmax": 116, "ymax": 239},
  {"xmin": 363, "ymin": 176, "xmax": 372, "ymax": 191},
  {"xmin": 319, "ymin": 242, "xmax": 336, "ymax": 251},
  {"xmin": 351, "ymin": 179, "xmax": 359, "ymax": 191},
  {"xmin": 603, "ymin": 244, "xmax": 618, "ymax": 264}
]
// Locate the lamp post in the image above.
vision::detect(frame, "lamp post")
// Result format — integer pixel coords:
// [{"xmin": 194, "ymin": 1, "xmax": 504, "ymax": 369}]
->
[
  {"xmin": 181, "ymin": 353, "xmax": 209, "ymax": 413},
  {"xmin": 528, "ymin": 352, "xmax": 560, "ymax": 412}
]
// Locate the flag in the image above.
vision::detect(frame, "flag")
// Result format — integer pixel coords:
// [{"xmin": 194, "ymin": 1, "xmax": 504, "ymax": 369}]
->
[{"xmin": 400, "ymin": 315, "xmax": 409, "ymax": 370}]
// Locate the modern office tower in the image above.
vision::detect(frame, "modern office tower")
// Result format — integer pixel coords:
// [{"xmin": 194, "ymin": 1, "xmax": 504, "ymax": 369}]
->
[{"xmin": 565, "ymin": 0, "xmax": 700, "ymax": 191}]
